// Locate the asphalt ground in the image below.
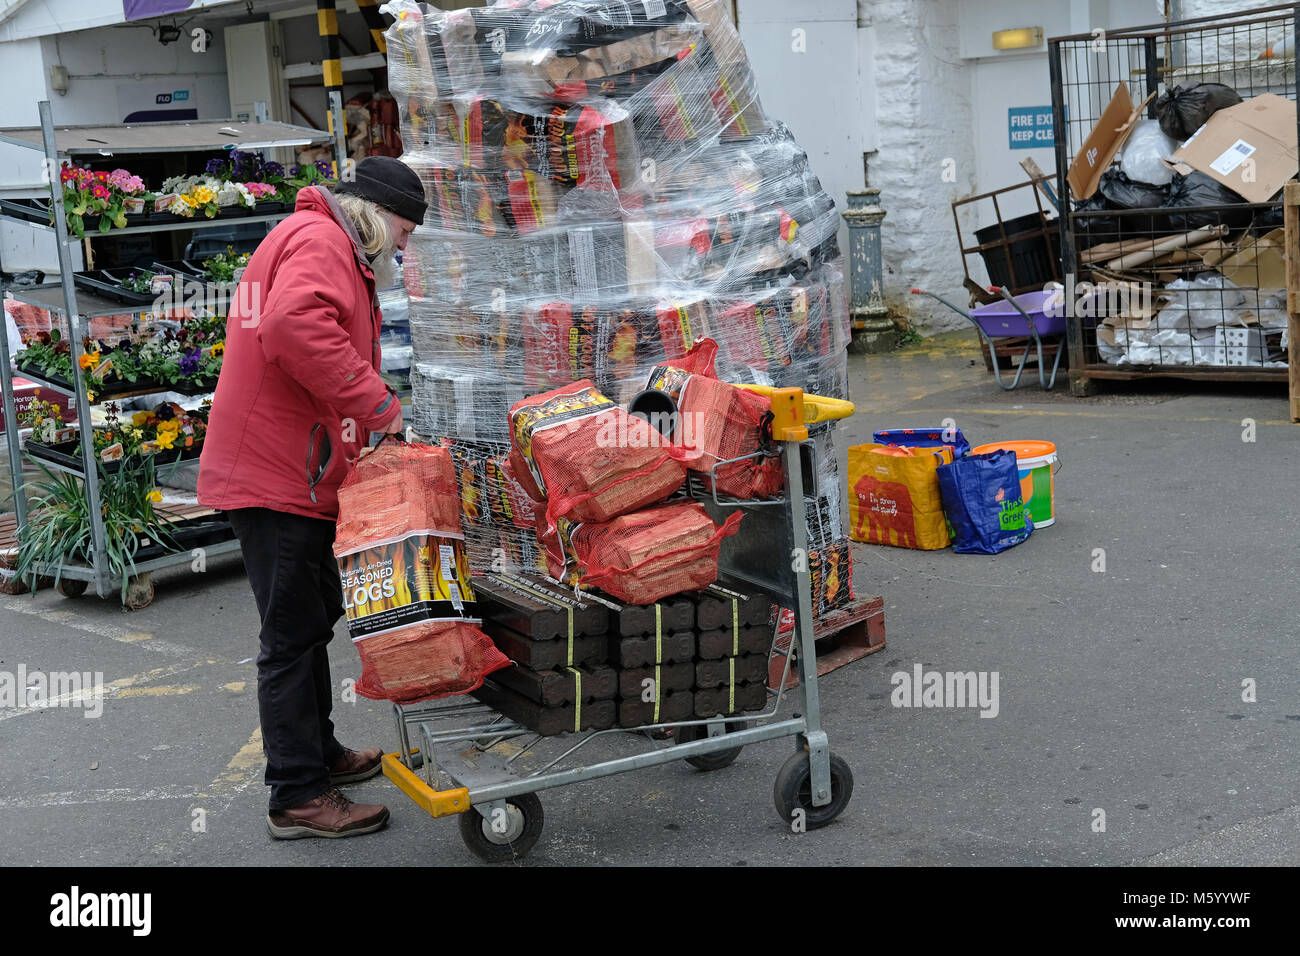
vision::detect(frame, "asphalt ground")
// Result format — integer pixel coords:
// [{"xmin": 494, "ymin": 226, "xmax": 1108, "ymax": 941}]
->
[{"xmin": 1, "ymin": 331, "xmax": 1296, "ymax": 867}]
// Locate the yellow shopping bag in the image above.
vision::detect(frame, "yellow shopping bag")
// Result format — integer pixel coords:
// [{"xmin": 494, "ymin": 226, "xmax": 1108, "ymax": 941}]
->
[{"xmin": 848, "ymin": 444, "xmax": 954, "ymax": 550}]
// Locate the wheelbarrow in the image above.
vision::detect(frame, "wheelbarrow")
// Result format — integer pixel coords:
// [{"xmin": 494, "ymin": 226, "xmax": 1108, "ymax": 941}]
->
[{"xmin": 911, "ymin": 285, "xmax": 1067, "ymax": 390}]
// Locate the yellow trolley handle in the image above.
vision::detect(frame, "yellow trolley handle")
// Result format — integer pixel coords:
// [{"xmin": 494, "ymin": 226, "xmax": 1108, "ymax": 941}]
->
[{"xmin": 735, "ymin": 384, "xmax": 856, "ymax": 442}]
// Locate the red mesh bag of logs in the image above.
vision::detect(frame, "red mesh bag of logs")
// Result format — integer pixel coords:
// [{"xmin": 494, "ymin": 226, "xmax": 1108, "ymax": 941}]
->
[
  {"xmin": 334, "ymin": 439, "xmax": 510, "ymax": 704},
  {"xmin": 643, "ymin": 338, "xmax": 782, "ymax": 500},
  {"xmin": 539, "ymin": 500, "xmax": 742, "ymax": 605},
  {"xmin": 675, "ymin": 374, "xmax": 782, "ymax": 500},
  {"xmin": 509, "ymin": 378, "xmax": 689, "ymax": 532}
]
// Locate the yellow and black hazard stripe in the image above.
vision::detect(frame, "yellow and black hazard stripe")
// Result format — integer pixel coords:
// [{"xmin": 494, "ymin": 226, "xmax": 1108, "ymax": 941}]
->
[{"xmin": 355, "ymin": 0, "xmax": 389, "ymax": 55}]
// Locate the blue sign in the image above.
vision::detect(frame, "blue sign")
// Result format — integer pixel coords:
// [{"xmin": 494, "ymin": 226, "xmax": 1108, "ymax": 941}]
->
[
  {"xmin": 173, "ymin": 90, "xmax": 190, "ymax": 102},
  {"xmin": 1008, "ymin": 106, "xmax": 1056, "ymax": 149}
]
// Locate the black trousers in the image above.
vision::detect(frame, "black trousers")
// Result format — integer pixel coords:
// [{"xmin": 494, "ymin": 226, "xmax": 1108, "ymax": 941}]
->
[{"xmin": 228, "ymin": 507, "xmax": 347, "ymax": 811}]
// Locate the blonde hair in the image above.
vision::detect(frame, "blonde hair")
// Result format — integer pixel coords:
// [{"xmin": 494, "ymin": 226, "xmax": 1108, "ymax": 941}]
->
[{"xmin": 334, "ymin": 192, "xmax": 392, "ymax": 258}]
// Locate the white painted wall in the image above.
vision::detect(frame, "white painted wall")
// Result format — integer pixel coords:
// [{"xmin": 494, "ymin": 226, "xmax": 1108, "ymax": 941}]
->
[{"xmin": 736, "ymin": 0, "xmax": 872, "ymax": 266}]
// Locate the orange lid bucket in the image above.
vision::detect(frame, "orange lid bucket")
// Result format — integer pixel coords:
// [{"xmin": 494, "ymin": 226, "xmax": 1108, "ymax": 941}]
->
[{"xmin": 971, "ymin": 440, "xmax": 1056, "ymax": 461}]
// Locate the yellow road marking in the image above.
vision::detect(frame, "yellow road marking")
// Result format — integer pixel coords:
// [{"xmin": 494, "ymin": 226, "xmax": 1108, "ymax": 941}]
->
[
  {"xmin": 3, "ymin": 601, "xmax": 193, "ymax": 657},
  {"xmin": 117, "ymin": 684, "xmax": 200, "ymax": 698},
  {"xmin": 0, "ymin": 659, "xmax": 218, "ymax": 721},
  {"xmin": 221, "ymin": 681, "xmax": 247, "ymax": 693},
  {"xmin": 202, "ymin": 727, "xmax": 264, "ymax": 798},
  {"xmin": 912, "ymin": 406, "xmax": 1294, "ymax": 426}
]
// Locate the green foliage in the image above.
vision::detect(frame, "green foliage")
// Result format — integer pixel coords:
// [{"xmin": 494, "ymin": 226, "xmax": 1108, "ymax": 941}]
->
[{"xmin": 13, "ymin": 456, "xmax": 178, "ymax": 604}]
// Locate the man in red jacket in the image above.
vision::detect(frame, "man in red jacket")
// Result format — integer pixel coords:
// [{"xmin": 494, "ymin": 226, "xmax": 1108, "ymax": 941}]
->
[{"xmin": 198, "ymin": 157, "xmax": 425, "ymax": 839}]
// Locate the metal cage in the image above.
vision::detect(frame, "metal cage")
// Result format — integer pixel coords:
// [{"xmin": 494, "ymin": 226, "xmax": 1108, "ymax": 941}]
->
[{"xmin": 1048, "ymin": 3, "xmax": 1300, "ymax": 393}]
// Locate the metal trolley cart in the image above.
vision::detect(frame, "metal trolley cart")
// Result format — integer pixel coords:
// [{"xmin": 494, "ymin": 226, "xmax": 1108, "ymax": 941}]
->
[{"xmin": 382, "ymin": 387, "xmax": 857, "ymax": 861}]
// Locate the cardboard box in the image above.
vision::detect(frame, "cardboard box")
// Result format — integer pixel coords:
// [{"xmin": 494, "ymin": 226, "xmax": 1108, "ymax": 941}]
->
[
  {"xmin": 0, "ymin": 378, "xmax": 77, "ymax": 435},
  {"xmin": 1067, "ymin": 82, "xmax": 1156, "ymax": 200},
  {"xmin": 1198, "ymin": 227, "xmax": 1287, "ymax": 289},
  {"xmin": 1168, "ymin": 94, "xmax": 1298, "ymax": 204}
]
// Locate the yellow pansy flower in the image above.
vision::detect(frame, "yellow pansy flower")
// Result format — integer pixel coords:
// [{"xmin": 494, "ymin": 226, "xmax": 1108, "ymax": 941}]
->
[{"xmin": 147, "ymin": 490, "xmax": 162, "ymax": 503}]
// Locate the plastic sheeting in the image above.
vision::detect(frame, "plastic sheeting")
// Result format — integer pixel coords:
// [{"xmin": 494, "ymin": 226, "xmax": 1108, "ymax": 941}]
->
[{"xmin": 384, "ymin": 0, "xmax": 851, "ymax": 575}]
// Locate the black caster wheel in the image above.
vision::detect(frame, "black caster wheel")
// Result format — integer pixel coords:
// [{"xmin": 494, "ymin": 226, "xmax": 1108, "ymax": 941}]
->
[
  {"xmin": 458, "ymin": 793, "xmax": 543, "ymax": 862},
  {"xmin": 773, "ymin": 750, "xmax": 853, "ymax": 829},
  {"xmin": 674, "ymin": 721, "xmax": 745, "ymax": 771},
  {"xmin": 56, "ymin": 577, "xmax": 88, "ymax": 598}
]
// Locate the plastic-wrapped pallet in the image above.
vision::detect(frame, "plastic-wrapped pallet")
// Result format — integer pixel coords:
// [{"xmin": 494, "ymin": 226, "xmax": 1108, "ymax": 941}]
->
[{"xmin": 383, "ymin": 0, "xmax": 850, "ymax": 574}]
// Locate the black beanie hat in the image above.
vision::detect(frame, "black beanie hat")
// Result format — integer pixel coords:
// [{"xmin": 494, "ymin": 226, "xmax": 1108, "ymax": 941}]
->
[{"xmin": 333, "ymin": 156, "xmax": 427, "ymax": 225}]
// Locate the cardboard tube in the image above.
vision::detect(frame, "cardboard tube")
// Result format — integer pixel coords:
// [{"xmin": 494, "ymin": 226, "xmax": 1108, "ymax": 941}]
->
[{"xmin": 1106, "ymin": 224, "xmax": 1227, "ymax": 270}]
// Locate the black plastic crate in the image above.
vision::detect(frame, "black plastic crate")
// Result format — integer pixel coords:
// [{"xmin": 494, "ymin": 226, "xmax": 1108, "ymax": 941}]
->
[{"xmin": 71, "ymin": 268, "xmax": 159, "ymax": 305}]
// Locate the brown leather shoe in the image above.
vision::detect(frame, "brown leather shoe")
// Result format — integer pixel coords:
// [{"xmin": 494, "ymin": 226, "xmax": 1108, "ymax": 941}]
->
[
  {"xmin": 267, "ymin": 787, "xmax": 390, "ymax": 840},
  {"xmin": 329, "ymin": 746, "xmax": 384, "ymax": 784}
]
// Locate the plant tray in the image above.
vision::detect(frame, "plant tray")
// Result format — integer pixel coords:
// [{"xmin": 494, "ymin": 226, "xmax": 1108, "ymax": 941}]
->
[
  {"xmin": 134, "ymin": 517, "xmax": 235, "ymax": 562},
  {"xmin": 14, "ymin": 361, "xmax": 138, "ymax": 398},
  {"xmin": 13, "ymin": 360, "xmax": 216, "ymax": 400},
  {"xmin": 148, "ymin": 258, "xmax": 210, "ymax": 283},
  {"xmin": 0, "ymin": 197, "xmax": 54, "ymax": 225},
  {"xmin": 25, "ymin": 438, "xmax": 202, "ymax": 475},
  {"xmin": 71, "ymin": 269, "xmax": 159, "ymax": 305},
  {"xmin": 170, "ymin": 378, "xmax": 219, "ymax": 396}
]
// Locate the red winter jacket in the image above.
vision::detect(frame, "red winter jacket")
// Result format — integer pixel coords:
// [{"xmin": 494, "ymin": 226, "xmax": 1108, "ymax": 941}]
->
[{"xmin": 198, "ymin": 186, "xmax": 400, "ymax": 522}]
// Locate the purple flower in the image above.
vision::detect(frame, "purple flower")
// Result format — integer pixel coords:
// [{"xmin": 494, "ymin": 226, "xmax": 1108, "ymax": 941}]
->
[
  {"xmin": 263, "ymin": 161, "xmax": 284, "ymax": 178},
  {"xmin": 179, "ymin": 348, "xmax": 200, "ymax": 376},
  {"xmin": 288, "ymin": 165, "xmax": 300, "ymax": 177},
  {"xmin": 205, "ymin": 157, "xmax": 227, "ymax": 176}
]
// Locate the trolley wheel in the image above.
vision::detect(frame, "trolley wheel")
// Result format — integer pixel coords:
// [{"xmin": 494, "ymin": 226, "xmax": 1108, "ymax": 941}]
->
[
  {"xmin": 674, "ymin": 721, "xmax": 745, "ymax": 771},
  {"xmin": 458, "ymin": 793, "xmax": 543, "ymax": 863},
  {"xmin": 124, "ymin": 573, "xmax": 154, "ymax": 611},
  {"xmin": 56, "ymin": 577, "xmax": 88, "ymax": 598},
  {"xmin": 773, "ymin": 750, "xmax": 853, "ymax": 830}
]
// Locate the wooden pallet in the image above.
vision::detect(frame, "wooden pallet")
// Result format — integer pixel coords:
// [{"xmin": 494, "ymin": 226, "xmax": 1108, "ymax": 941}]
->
[{"xmin": 768, "ymin": 596, "xmax": 886, "ymax": 691}]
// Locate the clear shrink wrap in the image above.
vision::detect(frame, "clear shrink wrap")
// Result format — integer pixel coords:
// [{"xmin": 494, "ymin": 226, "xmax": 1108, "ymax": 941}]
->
[{"xmin": 384, "ymin": 0, "xmax": 850, "ymax": 584}]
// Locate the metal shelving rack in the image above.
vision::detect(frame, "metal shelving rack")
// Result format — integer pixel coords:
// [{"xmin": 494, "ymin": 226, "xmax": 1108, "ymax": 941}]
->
[{"xmin": 0, "ymin": 102, "xmax": 337, "ymax": 601}]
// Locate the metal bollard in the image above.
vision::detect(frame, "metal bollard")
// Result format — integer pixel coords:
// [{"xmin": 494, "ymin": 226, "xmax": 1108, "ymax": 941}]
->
[{"xmin": 842, "ymin": 188, "xmax": 896, "ymax": 353}]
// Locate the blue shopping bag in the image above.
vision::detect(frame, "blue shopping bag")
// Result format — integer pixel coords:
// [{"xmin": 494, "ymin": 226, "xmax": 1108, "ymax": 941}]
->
[
  {"xmin": 873, "ymin": 427, "xmax": 971, "ymax": 459},
  {"xmin": 935, "ymin": 449, "xmax": 1032, "ymax": 554}
]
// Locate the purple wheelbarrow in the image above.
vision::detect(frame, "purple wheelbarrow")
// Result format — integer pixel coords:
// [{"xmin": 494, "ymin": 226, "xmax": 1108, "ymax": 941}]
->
[{"xmin": 910, "ymin": 286, "xmax": 1066, "ymax": 390}]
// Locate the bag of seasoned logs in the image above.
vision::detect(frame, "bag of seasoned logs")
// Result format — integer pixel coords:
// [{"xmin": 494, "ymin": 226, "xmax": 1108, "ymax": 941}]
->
[
  {"xmin": 333, "ymin": 440, "xmax": 510, "ymax": 703},
  {"xmin": 539, "ymin": 500, "xmax": 742, "ymax": 605},
  {"xmin": 508, "ymin": 378, "xmax": 690, "ymax": 531},
  {"xmin": 643, "ymin": 337, "xmax": 784, "ymax": 500}
]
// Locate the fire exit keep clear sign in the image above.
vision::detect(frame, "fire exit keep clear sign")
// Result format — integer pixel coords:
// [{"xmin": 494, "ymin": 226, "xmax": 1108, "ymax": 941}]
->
[{"xmin": 1009, "ymin": 106, "xmax": 1057, "ymax": 149}]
